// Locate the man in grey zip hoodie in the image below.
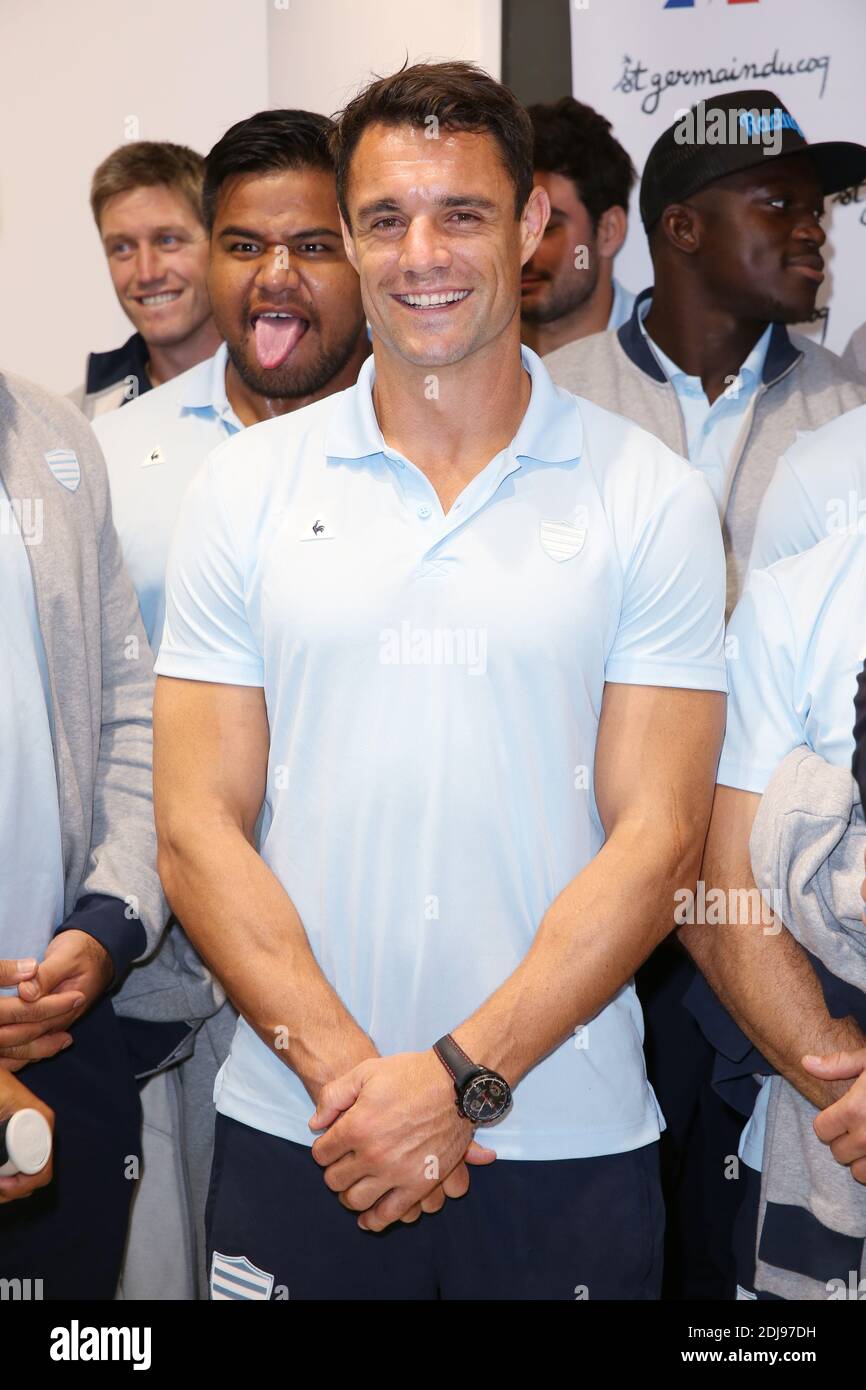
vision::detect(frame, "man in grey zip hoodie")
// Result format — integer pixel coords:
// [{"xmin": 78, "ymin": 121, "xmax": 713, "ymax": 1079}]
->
[
  {"xmin": 0, "ymin": 370, "xmax": 169, "ymax": 1296},
  {"xmin": 547, "ymin": 88, "xmax": 866, "ymax": 617}
]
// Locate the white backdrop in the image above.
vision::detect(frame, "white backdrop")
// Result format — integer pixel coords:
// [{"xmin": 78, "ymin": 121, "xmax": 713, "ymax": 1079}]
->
[{"xmin": 570, "ymin": 0, "xmax": 866, "ymax": 352}]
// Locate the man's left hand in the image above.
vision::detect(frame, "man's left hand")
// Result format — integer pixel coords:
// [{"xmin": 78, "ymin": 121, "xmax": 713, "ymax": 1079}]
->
[{"xmin": 309, "ymin": 1050, "xmax": 495, "ymax": 1230}]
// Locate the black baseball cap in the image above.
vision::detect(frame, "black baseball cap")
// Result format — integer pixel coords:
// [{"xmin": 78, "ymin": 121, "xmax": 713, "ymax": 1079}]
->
[{"xmin": 639, "ymin": 88, "xmax": 866, "ymax": 231}]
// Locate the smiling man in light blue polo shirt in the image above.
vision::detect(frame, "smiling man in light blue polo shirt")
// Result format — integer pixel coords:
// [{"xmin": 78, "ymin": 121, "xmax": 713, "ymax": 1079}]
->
[{"xmin": 153, "ymin": 61, "xmax": 727, "ymax": 1302}]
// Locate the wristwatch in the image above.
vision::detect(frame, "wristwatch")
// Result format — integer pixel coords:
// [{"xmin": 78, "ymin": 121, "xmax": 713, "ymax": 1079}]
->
[{"xmin": 433, "ymin": 1034, "xmax": 512, "ymax": 1125}]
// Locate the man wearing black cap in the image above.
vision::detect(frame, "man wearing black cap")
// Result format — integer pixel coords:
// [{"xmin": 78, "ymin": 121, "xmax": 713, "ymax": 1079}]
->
[
  {"xmin": 547, "ymin": 89, "xmax": 866, "ymax": 616},
  {"xmin": 548, "ymin": 90, "xmax": 866, "ymax": 1299}
]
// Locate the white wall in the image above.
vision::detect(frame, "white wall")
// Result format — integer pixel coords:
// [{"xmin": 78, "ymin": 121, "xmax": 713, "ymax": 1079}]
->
[
  {"xmin": 267, "ymin": 0, "xmax": 501, "ymax": 115},
  {"xmin": 0, "ymin": 0, "xmax": 500, "ymax": 396},
  {"xmin": 0, "ymin": 0, "xmax": 270, "ymax": 395}
]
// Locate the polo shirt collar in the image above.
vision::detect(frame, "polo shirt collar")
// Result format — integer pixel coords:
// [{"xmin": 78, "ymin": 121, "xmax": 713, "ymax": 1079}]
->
[
  {"xmin": 323, "ymin": 353, "xmax": 382, "ymax": 460},
  {"xmin": 617, "ymin": 288, "xmax": 666, "ymax": 383},
  {"xmin": 639, "ymin": 297, "xmax": 772, "ymax": 394},
  {"xmin": 618, "ymin": 285, "xmax": 802, "ymax": 388},
  {"xmin": 762, "ymin": 320, "xmax": 802, "ymax": 385},
  {"xmin": 737, "ymin": 322, "xmax": 773, "ymax": 389},
  {"xmin": 324, "ymin": 344, "xmax": 583, "ymax": 466},
  {"xmin": 179, "ymin": 341, "xmax": 233, "ymax": 416}
]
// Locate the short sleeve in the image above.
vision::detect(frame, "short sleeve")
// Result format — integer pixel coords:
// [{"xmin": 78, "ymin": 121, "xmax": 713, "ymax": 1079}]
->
[
  {"xmin": 605, "ymin": 470, "xmax": 727, "ymax": 692},
  {"xmin": 747, "ymin": 454, "xmax": 823, "ymax": 572},
  {"xmin": 154, "ymin": 457, "xmax": 264, "ymax": 686},
  {"xmin": 716, "ymin": 568, "xmax": 803, "ymax": 794}
]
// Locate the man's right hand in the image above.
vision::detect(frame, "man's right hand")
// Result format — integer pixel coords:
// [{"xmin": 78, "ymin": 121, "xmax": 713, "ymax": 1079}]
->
[
  {"xmin": 304, "ymin": 1040, "xmax": 491, "ymax": 1225},
  {"xmin": 0, "ymin": 1070, "xmax": 54, "ymax": 1203}
]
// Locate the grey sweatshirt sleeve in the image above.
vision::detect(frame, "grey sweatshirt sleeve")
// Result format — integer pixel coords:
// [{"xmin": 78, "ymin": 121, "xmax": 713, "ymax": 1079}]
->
[{"xmin": 77, "ymin": 424, "xmax": 169, "ymax": 960}]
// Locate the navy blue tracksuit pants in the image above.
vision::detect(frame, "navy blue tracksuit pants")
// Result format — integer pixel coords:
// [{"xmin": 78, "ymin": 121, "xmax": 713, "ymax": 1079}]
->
[
  {"xmin": 0, "ymin": 995, "xmax": 141, "ymax": 1300},
  {"xmin": 206, "ymin": 1113, "xmax": 664, "ymax": 1300},
  {"xmin": 637, "ymin": 946, "xmax": 745, "ymax": 1299}
]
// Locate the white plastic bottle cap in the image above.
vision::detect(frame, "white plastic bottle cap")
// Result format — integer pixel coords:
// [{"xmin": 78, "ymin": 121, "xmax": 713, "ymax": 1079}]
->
[{"xmin": 4, "ymin": 1109, "xmax": 52, "ymax": 1175}]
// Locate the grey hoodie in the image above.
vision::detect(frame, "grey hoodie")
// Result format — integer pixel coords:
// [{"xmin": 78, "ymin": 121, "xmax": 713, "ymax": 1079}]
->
[
  {"xmin": 0, "ymin": 371, "xmax": 217, "ymax": 1036},
  {"xmin": 546, "ymin": 291, "xmax": 866, "ymax": 615},
  {"xmin": 749, "ymin": 746, "xmax": 866, "ymax": 1300}
]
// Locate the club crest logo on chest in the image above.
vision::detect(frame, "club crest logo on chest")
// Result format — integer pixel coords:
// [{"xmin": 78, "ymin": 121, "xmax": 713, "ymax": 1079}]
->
[{"xmin": 539, "ymin": 518, "xmax": 586, "ymax": 562}]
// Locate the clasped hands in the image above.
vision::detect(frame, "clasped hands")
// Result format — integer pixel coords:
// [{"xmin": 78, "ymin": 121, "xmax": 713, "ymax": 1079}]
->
[
  {"xmin": 0, "ymin": 932, "xmax": 113, "ymax": 1073},
  {"xmin": 0, "ymin": 933, "xmax": 110, "ymax": 1203},
  {"xmin": 309, "ymin": 1050, "xmax": 496, "ymax": 1231}
]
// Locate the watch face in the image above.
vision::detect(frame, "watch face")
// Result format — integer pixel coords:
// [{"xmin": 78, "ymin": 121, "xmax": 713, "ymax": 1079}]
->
[{"xmin": 462, "ymin": 1073, "xmax": 510, "ymax": 1124}]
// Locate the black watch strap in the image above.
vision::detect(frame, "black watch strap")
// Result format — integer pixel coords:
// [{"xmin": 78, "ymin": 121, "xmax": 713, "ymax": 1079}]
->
[{"xmin": 433, "ymin": 1034, "xmax": 483, "ymax": 1090}]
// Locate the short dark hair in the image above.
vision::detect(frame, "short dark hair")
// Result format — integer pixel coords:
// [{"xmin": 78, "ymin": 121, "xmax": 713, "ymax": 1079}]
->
[
  {"xmin": 202, "ymin": 109, "xmax": 335, "ymax": 233},
  {"xmin": 330, "ymin": 60, "xmax": 534, "ymax": 228},
  {"xmin": 529, "ymin": 97, "xmax": 636, "ymax": 228}
]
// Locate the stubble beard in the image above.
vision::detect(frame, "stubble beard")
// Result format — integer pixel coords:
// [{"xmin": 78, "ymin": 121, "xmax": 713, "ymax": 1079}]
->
[
  {"xmin": 521, "ymin": 261, "xmax": 601, "ymax": 326},
  {"xmin": 227, "ymin": 317, "xmax": 366, "ymax": 399}
]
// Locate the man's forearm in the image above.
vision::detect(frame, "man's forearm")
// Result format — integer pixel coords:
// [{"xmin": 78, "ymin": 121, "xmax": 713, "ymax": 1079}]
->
[
  {"xmin": 679, "ymin": 917, "xmax": 865, "ymax": 1110},
  {"xmin": 453, "ymin": 821, "xmax": 697, "ymax": 1086},
  {"xmin": 158, "ymin": 822, "xmax": 377, "ymax": 1101}
]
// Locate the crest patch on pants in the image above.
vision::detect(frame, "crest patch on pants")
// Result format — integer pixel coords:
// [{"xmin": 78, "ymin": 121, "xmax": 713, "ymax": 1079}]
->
[{"xmin": 210, "ymin": 1251, "xmax": 274, "ymax": 1300}]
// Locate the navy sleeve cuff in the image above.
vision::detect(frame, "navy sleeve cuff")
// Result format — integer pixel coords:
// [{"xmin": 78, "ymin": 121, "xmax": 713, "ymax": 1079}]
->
[
  {"xmin": 54, "ymin": 893, "xmax": 147, "ymax": 982},
  {"xmin": 683, "ymin": 969, "xmax": 774, "ymax": 1117}
]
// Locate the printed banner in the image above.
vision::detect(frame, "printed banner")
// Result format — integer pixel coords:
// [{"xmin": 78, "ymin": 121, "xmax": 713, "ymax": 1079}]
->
[{"xmin": 570, "ymin": 0, "xmax": 866, "ymax": 351}]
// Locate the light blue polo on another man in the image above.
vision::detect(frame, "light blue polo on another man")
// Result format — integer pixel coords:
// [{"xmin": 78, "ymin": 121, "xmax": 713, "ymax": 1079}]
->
[
  {"xmin": 748, "ymin": 402, "xmax": 866, "ymax": 572},
  {"xmin": 715, "ymin": 527, "xmax": 866, "ymax": 1176},
  {"xmin": 155, "ymin": 343, "xmax": 728, "ymax": 1163},
  {"xmin": 607, "ymin": 277, "xmax": 636, "ymax": 332},
  {"xmin": 92, "ymin": 342, "xmax": 242, "ymax": 647}
]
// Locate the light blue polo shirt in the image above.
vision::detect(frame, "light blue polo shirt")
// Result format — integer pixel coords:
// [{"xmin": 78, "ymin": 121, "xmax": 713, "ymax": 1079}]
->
[
  {"xmin": 92, "ymin": 342, "xmax": 241, "ymax": 647},
  {"xmin": 718, "ymin": 528, "xmax": 866, "ymax": 1168},
  {"xmin": 0, "ymin": 478, "xmax": 64, "ymax": 977},
  {"xmin": 607, "ymin": 278, "xmax": 636, "ymax": 332},
  {"xmin": 155, "ymin": 345, "xmax": 727, "ymax": 1160},
  {"xmin": 639, "ymin": 299, "xmax": 771, "ymax": 512},
  {"xmin": 749, "ymin": 403, "xmax": 866, "ymax": 573}
]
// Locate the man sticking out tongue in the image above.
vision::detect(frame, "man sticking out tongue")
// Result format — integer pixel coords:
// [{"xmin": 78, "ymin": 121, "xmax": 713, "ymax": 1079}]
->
[{"xmin": 88, "ymin": 108, "xmax": 370, "ymax": 1301}]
